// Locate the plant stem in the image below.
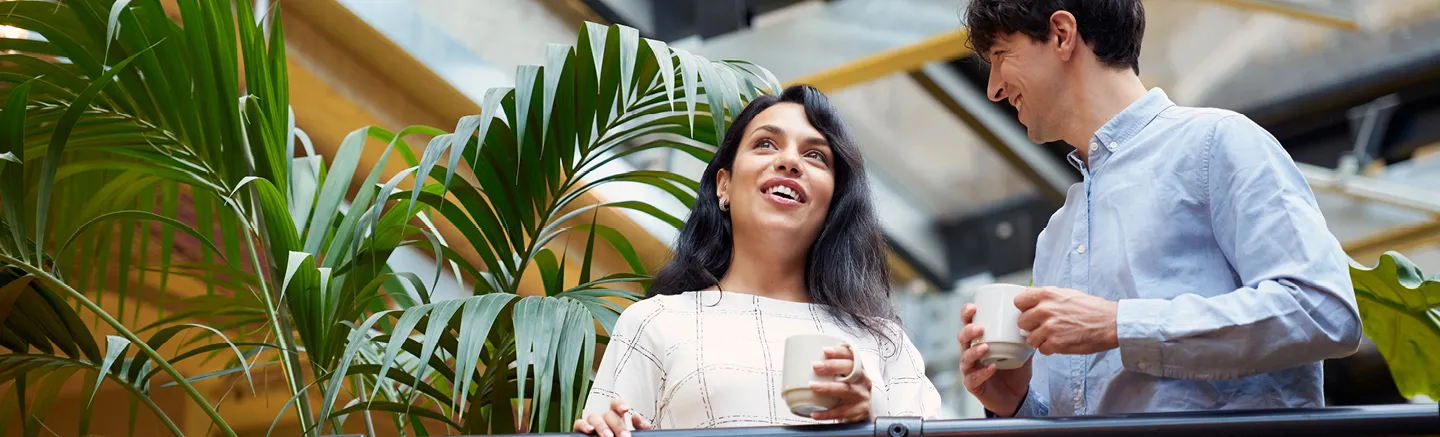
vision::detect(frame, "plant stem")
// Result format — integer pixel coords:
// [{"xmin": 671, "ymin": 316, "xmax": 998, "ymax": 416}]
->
[
  {"xmin": 0, "ymin": 254, "xmax": 238, "ymax": 437},
  {"xmin": 238, "ymin": 213, "xmax": 317, "ymax": 434}
]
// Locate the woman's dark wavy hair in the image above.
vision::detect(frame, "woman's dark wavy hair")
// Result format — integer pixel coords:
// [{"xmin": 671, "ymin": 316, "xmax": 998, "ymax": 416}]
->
[{"xmin": 649, "ymin": 84, "xmax": 899, "ymax": 345}]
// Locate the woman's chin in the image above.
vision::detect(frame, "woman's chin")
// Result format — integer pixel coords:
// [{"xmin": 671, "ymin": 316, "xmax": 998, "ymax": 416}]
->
[{"xmin": 736, "ymin": 213, "xmax": 821, "ymax": 241}]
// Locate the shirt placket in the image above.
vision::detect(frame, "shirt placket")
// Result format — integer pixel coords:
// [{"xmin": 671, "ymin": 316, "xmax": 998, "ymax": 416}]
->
[{"xmin": 1069, "ymin": 142, "xmax": 1105, "ymax": 415}]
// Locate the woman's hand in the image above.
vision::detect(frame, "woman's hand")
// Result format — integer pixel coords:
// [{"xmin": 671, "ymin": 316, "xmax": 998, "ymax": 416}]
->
[
  {"xmin": 573, "ymin": 398, "xmax": 652, "ymax": 437},
  {"xmin": 809, "ymin": 344, "xmax": 871, "ymax": 423}
]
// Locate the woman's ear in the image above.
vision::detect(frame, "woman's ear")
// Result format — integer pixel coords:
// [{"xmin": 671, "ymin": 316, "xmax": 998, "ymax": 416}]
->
[{"xmin": 716, "ymin": 169, "xmax": 731, "ymax": 203}]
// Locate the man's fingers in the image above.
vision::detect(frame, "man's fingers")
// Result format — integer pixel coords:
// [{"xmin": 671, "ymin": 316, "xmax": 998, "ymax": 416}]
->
[
  {"xmin": 1017, "ymin": 307, "xmax": 1043, "ymax": 332},
  {"xmin": 960, "ymin": 342, "xmax": 989, "ymax": 373},
  {"xmin": 1027, "ymin": 325, "xmax": 1052, "ymax": 354},
  {"xmin": 1014, "ymin": 287, "xmax": 1045, "ymax": 311},
  {"xmin": 964, "ymin": 363, "xmax": 997, "ymax": 392},
  {"xmin": 962, "ymin": 303, "xmax": 977, "ymax": 324},
  {"xmin": 958, "ymin": 324, "xmax": 985, "ymax": 348}
]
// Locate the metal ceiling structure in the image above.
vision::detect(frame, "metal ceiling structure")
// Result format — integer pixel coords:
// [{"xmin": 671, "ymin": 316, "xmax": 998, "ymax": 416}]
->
[
  {"xmin": 349, "ymin": 0, "xmax": 1440, "ymax": 288},
  {"xmin": 326, "ymin": 0, "xmax": 1440, "ymax": 420}
]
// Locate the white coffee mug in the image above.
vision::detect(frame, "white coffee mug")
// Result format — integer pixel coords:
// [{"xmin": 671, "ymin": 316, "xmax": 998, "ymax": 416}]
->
[
  {"xmin": 781, "ymin": 333, "xmax": 862, "ymax": 417},
  {"xmin": 970, "ymin": 283, "xmax": 1034, "ymax": 370}
]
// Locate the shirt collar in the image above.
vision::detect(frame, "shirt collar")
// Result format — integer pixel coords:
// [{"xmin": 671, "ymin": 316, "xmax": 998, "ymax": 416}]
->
[{"xmin": 1091, "ymin": 87, "xmax": 1174, "ymax": 149}]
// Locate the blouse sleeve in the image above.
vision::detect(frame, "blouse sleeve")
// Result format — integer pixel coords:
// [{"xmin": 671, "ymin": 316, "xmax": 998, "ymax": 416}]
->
[
  {"xmin": 582, "ymin": 300, "xmax": 666, "ymax": 425},
  {"xmin": 873, "ymin": 323, "xmax": 943, "ymax": 419}
]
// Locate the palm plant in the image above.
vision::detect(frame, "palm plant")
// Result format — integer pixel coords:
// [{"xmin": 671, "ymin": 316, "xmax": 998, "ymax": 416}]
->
[
  {"xmin": 314, "ymin": 22, "xmax": 781, "ymax": 435},
  {"xmin": 0, "ymin": 0, "xmax": 442, "ymax": 435},
  {"xmin": 1, "ymin": 0, "xmax": 779, "ymax": 436}
]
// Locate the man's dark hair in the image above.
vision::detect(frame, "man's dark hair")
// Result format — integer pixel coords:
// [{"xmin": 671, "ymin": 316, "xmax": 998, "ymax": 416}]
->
[{"xmin": 963, "ymin": 0, "xmax": 1145, "ymax": 74}]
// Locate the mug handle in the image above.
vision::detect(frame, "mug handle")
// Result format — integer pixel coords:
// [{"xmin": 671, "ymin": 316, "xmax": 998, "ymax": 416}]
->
[{"xmin": 836, "ymin": 344, "xmax": 864, "ymax": 384}]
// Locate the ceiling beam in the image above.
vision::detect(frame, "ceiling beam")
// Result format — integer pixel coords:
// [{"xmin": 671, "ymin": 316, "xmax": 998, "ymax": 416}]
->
[
  {"xmin": 791, "ymin": 28, "xmax": 972, "ymax": 93},
  {"xmin": 277, "ymin": 0, "xmax": 671, "ymax": 291},
  {"xmin": 1192, "ymin": 0, "xmax": 1361, "ymax": 30},
  {"xmin": 909, "ymin": 63, "xmax": 1075, "ymax": 205},
  {"xmin": 1343, "ymin": 217, "xmax": 1440, "ymax": 261}
]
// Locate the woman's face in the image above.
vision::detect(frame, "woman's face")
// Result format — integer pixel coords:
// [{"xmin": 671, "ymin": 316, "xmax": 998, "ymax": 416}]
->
[{"xmin": 718, "ymin": 102, "xmax": 836, "ymax": 252}]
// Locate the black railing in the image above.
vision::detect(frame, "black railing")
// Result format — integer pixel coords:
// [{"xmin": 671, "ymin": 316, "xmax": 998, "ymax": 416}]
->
[{"xmin": 331, "ymin": 404, "xmax": 1440, "ymax": 437}]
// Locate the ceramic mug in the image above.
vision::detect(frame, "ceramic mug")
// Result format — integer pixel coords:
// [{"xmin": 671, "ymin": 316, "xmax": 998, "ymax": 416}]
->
[
  {"xmin": 970, "ymin": 283, "xmax": 1035, "ymax": 370},
  {"xmin": 781, "ymin": 333, "xmax": 862, "ymax": 417}
]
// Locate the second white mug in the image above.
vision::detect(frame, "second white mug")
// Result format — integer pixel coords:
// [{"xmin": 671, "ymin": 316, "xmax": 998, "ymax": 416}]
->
[{"xmin": 971, "ymin": 283, "xmax": 1034, "ymax": 370}]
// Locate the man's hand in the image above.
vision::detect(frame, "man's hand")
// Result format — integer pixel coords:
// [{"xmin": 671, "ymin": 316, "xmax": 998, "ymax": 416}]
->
[
  {"xmin": 958, "ymin": 303, "xmax": 1032, "ymax": 417},
  {"xmin": 1014, "ymin": 286, "xmax": 1120, "ymax": 356}
]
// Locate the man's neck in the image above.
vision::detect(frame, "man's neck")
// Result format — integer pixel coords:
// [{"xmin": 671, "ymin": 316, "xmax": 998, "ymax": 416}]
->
[
  {"xmin": 1062, "ymin": 67, "xmax": 1150, "ymax": 160},
  {"xmin": 719, "ymin": 240, "xmax": 809, "ymax": 303}
]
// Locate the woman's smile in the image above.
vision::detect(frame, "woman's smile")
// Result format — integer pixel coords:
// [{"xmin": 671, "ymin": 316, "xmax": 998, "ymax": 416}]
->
[{"xmin": 760, "ymin": 177, "xmax": 808, "ymax": 207}]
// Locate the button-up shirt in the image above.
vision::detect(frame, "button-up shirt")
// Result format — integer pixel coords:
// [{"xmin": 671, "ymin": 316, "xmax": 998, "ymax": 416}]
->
[{"xmin": 1016, "ymin": 88, "xmax": 1362, "ymax": 417}]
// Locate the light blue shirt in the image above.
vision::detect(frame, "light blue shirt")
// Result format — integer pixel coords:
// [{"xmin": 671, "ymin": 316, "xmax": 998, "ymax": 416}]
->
[{"xmin": 1017, "ymin": 88, "xmax": 1362, "ymax": 417}]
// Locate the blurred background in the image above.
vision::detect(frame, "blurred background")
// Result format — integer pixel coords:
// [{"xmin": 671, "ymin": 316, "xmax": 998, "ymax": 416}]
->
[{"xmin": 4, "ymin": 0, "xmax": 1439, "ymax": 433}]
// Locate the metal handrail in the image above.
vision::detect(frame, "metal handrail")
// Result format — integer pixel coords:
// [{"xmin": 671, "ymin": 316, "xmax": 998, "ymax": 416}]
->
[{"xmin": 330, "ymin": 404, "xmax": 1438, "ymax": 437}]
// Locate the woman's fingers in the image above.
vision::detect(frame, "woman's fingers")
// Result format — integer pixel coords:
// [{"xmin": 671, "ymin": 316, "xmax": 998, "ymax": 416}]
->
[
  {"xmin": 809, "ymin": 381, "xmax": 861, "ymax": 399},
  {"xmin": 574, "ymin": 418, "xmax": 599, "ymax": 434},
  {"xmin": 812, "ymin": 358, "xmax": 855, "ymax": 377},
  {"xmin": 631, "ymin": 411, "xmax": 653, "ymax": 430},
  {"xmin": 604, "ymin": 410, "xmax": 630, "ymax": 437},
  {"xmin": 586, "ymin": 414, "xmax": 612, "ymax": 437},
  {"xmin": 822, "ymin": 345, "xmax": 856, "ymax": 360},
  {"xmin": 810, "ymin": 401, "xmax": 870, "ymax": 422}
]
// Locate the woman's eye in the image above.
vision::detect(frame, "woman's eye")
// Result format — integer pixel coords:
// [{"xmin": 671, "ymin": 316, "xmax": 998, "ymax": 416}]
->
[
  {"xmin": 755, "ymin": 139, "xmax": 776, "ymax": 150},
  {"xmin": 806, "ymin": 151, "xmax": 828, "ymax": 163}
]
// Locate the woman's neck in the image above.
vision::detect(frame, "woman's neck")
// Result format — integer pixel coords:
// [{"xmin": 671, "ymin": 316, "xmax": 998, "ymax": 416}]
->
[{"xmin": 716, "ymin": 242, "xmax": 810, "ymax": 303}]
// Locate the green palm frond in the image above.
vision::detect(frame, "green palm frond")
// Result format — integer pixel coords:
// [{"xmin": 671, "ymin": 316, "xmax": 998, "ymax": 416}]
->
[{"xmin": 324, "ymin": 22, "xmax": 779, "ymax": 434}]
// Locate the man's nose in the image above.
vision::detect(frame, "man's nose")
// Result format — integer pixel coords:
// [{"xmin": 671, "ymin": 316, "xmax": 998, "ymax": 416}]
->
[{"xmin": 986, "ymin": 70, "xmax": 1006, "ymax": 103}]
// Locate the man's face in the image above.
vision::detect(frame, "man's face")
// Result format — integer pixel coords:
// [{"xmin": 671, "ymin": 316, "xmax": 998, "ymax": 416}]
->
[{"xmin": 985, "ymin": 32, "xmax": 1068, "ymax": 144}]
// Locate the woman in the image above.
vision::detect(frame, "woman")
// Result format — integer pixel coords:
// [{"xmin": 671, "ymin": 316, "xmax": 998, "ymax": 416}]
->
[{"xmin": 575, "ymin": 85, "xmax": 941, "ymax": 436}]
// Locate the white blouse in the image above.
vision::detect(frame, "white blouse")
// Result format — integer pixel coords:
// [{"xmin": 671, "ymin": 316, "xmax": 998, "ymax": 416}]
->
[{"xmin": 583, "ymin": 291, "xmax": 942, "ymax": 429}]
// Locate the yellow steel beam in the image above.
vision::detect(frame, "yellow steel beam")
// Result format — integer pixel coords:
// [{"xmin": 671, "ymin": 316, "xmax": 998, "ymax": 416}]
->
[
  {"xmin": 791, "ymin": 28, "xmax": 972, "ymax": 93},
  {"xmin": 1194, "ymin": 0, "xmax": 1360, "ymax": 30},
  {"xmin": 279, "ymin": 0, "xmax": 671, "ymax": 289}
]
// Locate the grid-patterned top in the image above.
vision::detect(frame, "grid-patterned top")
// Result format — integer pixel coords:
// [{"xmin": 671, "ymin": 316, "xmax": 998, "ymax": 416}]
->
[{"xmin": 583, "ymin": 291, "xmax": 942, "ymax": 429}]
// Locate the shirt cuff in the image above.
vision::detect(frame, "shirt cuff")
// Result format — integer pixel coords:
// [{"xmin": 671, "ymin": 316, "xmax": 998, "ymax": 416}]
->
[
  {"xmin": 1116, "ymin": 298, "xmax": 1168, "ymax": 376},
  {"xmin": 982, "ymin": 387, "xmax": 1047, "ymax": 418}
]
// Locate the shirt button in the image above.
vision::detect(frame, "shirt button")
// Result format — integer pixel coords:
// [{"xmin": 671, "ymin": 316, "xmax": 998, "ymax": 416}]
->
[
  {"xmin": 1107, "ymin": 141, "xmax": 1118, "ymax": 151},
  {"xmin": 1089, "ymin": 142, "xmax": 1099, "ymax": 154},
  {"xmin": 1077, "ymin": 244, "xmax": 1087, "ymax": 254}
]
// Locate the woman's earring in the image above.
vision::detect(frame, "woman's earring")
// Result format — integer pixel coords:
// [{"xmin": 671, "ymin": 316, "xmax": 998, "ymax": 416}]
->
[{"xmin": 719, "ymin": 198, "xmax": 730, "ymax": 212}]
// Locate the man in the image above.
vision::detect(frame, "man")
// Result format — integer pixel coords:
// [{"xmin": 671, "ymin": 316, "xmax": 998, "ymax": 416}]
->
[{"xmin": 955, "ymin": 0, "xmax": 1363, "ymax": 417}]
